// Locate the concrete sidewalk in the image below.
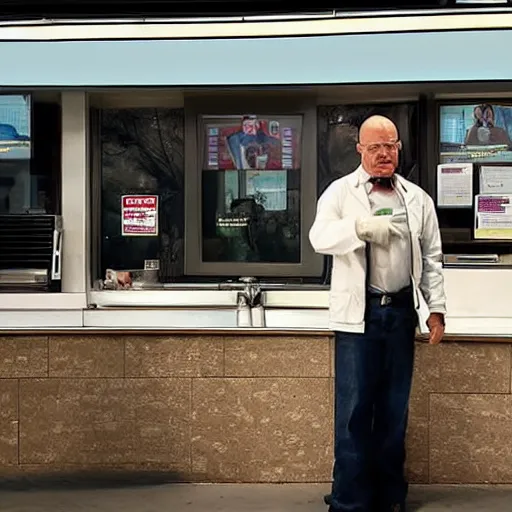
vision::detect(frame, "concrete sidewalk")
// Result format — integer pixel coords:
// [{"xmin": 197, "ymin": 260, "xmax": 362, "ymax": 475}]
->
[{"xmin": 1, "ymin": 483, "xmax": 512, "ymax": 511}]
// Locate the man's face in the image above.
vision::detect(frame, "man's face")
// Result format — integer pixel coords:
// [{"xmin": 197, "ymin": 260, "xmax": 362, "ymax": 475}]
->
[
  {"xmin": 483, "ymin": 107, "xmax": 494, "ymax": 127},
  {"xmin": 356, "ymin": 124, "xmax": 401, "ymax": 177}
]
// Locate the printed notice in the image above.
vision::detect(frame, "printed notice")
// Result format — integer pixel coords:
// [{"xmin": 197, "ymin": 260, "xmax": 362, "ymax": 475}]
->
[
  {"xmin": 437, "ymin": 163, "xmax": 473, "ymax": 207},
  {"xmin": 121, "ymin": 195, "xmax": 158, "ymax": 236},
  {"xmin": 480, "ymin": 166, "xmax": 512, "ymax": 194},
  {"xmin": 474, "ymin": 194, "xmax": 512, "ymax": 239}
]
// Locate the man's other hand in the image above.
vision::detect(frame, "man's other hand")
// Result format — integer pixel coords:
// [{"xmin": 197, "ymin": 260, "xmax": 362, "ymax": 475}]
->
[{"xmin": 427, "ymin": 313, "xmax": 445, "ymax": 345}]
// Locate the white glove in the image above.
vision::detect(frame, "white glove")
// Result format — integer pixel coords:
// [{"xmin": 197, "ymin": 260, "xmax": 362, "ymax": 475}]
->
[{"xmin": 355, "ymin": 215, "xmax": 402, "ymax": 246}]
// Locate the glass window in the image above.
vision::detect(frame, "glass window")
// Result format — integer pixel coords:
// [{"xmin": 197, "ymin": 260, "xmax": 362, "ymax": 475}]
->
[
  {"xmin": 0, "ymin": 159, "xmax": 31, "ymax": 213},
  {"xmin": 0, "ymin": 95, "xmax": 60, "ymax": 215},
  {"xmin": 99, "ymin": 108, "xmax": 185, "ymax": 285},
  {"xmin": 0, "ymin": 94, "xmax": 35, "ymax": 214},
  {"xmin": 0, "ymin": 93, "xmax": 62, "ymax": 293},
  {"xmin": 317, "ymin": 103, "xmax": 419, "ymax": 196},
  {"xmin": 200, "ymin": 115, "xmax": 302, "ymax": 265},
  {"xmin": 96, "ymin": 101, "xmax": 320, "ymax": 287},
  {"xmin": 436, "ymin": 101, "xmax": 512, "ymax": 258}
]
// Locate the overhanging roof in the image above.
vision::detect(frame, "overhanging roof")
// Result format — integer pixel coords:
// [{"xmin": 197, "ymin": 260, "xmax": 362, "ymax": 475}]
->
[{"xmin": 0, "ymin": 28, "xmax": 511, "ymax": 87}]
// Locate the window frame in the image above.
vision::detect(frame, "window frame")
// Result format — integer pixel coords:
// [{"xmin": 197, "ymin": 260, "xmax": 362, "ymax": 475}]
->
[
  {"xmin": 432, "ymin": 96, "xmax": 512, "ymax": 259},
  {"xmin": 184, "ymin": 94, "xmax": 322, "ymax": 278}
]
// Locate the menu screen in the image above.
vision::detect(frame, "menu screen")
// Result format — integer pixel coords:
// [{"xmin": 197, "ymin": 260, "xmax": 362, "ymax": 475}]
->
[{"xmin": 203, "ymin": 115, "xmax": 302, "ymax": 171}]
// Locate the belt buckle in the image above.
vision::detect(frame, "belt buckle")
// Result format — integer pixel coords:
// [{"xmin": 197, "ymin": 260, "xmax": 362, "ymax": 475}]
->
[{"xmin": 380, "ymin": 295, "xmax": 392, "ymax": 306}]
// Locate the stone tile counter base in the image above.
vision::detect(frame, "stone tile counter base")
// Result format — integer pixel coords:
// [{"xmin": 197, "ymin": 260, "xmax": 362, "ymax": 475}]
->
[{"xmin": 0, "ymin": 334, "xmax": 509, "ymax": 484}]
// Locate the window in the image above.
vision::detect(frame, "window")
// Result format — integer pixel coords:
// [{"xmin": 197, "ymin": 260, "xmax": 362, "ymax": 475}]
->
[
  {"xmin": 93, "ymin": 96, "xmax": 423, "ymax": 288},
  {"xmin": 94, "ymin": 97, "xmax": 321, "ymax": 288},
  {"xmin": 184, "ymin": 97, "xmax": 321, "ymax": 279},
  {"xmin": 0, "ymin": 93, "xmax": 62, "ymax": 292},
  {"xmin": 96, "ymin": 107, "xmax": 185, "ymax": 286},
  {"xmin": 200, "ymin": 114, "xmax": 302, "ymax": 265},
  {"xmin": 317, "ymin": 102, "xmax": 419, "ymax": 196},
  {"xmin": 434, "ymin": 100, "xmax": 512, "ymax": 260}
]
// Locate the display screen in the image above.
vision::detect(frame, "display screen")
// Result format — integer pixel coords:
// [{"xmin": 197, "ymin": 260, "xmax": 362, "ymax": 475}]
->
[
  {"xmin": 200, "ymin": 114, "xmax": 302, "ymax": 264},
  {"xmin": 439, "ymin": 103, "xmax": 512, "ymax": 164},
  {"xmin": 202, "ymin": 114, "xmax": 302, "ymax": 171}
]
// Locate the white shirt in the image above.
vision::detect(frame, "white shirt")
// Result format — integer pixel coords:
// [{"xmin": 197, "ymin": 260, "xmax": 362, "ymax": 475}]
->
[{"xmin": 358, "ymin": 167, "xmax": 412, "ymax": 293}]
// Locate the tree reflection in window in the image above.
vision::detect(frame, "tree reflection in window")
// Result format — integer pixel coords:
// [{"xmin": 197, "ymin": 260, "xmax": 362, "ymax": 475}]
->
[
  {"xmin": 317, "ymin": 103, "xmax": 418, "ymax": 196},
  {"xmin": 100, "ymin": 108, "xmax": 184, "ymax": 283}
]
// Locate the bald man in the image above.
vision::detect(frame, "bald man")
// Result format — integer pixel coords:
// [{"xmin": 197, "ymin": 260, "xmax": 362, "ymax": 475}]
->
[{"xmin": 310, "ymin": 115, "xmax": 446, "ymax": 512}]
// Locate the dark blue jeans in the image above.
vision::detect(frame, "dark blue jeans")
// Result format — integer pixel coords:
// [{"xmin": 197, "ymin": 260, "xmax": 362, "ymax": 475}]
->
[{"xmin": 330, "ymin": 293, "xmax": 417, "ymax": 512}]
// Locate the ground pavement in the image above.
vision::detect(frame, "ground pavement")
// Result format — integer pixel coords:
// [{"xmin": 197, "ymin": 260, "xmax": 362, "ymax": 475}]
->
[{"xmin": 1, "ymin": 482, "xmax": 512, "ymax": 511}]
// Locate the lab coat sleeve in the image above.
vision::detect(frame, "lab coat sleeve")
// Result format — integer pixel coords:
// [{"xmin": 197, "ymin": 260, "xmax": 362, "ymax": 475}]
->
[
  {"xmin": 419, "ymin": 194, "xmax": 447, "ymax": 315},
  {"xmin": 309, "ymin": 180, "xmax": 366, "ymax": 256}
]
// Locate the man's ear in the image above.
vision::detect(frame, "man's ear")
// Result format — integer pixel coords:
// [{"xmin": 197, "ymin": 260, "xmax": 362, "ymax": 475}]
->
[{"xmin": 356, "ymin": 143, "xmax": 362, "ymax": 155}]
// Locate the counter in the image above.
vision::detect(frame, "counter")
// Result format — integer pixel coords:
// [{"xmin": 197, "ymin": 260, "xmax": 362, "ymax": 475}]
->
[
  {"xmin": 0, "ymin": 268, "xmax": 509, "ymax": 336},
  {"xmin": 0, "ymin": 330, "xmax": 510, "ymax": 486}
]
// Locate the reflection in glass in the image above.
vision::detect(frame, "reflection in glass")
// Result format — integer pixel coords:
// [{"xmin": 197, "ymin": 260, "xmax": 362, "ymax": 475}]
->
[
  {"xmin": 200, "ymin": 114, "xmax": 302, "ymax": 264},
  {"xmin": 100, "ymin": 108, "xmax": 185, "ymax": 281},
  {"xmin": 0, "ymin": 94, "xmax": 31, "ymax": 161},
  {"xmin": 202, "ymin": 169, "xmax": 300, "ymax": 263},
  {"xmin": 317, "ymin": 104, "xmax": 418, "ymax": 196},
  {"xmin": 0, "ymin": 160, "xmax": 36, "ymax": 213}
]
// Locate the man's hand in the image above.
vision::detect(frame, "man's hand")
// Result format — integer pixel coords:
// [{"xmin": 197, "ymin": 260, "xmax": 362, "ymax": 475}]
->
[
  {"xmin": 355, "ymin": 216, "xmax": 401, "ymax": 246},
  {"xmin": 426, "ymin": 313, "xmax": 445, "ymax": 345}
]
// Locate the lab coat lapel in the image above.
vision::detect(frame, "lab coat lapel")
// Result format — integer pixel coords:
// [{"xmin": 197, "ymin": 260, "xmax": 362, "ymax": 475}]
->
[
  {"xmin": 347, "ymin": 167, "xmax": 371, "ymax": 214},
  {"xmin": 395, "ymin": 174, "xmax": 415, "ymax": 208}
]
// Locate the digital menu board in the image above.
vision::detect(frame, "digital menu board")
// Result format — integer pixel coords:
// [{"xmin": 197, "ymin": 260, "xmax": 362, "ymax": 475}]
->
[{"xmin": 203, "ymin": 114, "xmax": 302, "ymax": 171}]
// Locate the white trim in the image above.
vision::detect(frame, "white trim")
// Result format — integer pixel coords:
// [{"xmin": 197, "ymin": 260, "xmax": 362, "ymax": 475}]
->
[
  {"xmin": 264, "ymin": 309, "xmax": 330, "ymax": 329},
  {"xmin": 0, "ymin": 268, "xmax": 506, "ymax": 334},
  {"xmin": 89, "ymin": 290, "xmax": 238, "ymax": 307},
  {"xmin": 83, "ymin": 308, "xmax": 238, "ymax": 328},
  {"xmin": 0, "ymin": 12, "xmax": 511, "ymax": 41},
  {"xmin": 0, "ymin": 309, "xmax": 83, "ymax": 328},
  {"xmin": 445, "ymin": 318, "xmax": 512, "ymax": 336},
  {"xmin": 264, "ymin": 291, "xmax": 328, "ymax": 309},
  {"xmin": 0, "ymin": 293, "xmax": 86, "ymax": 310},
  {"xmin": 89, "ymin": 290, "xmax": 326, "ymax": 309},
  {"xmin": 83, "ymin": 307, "xmax": 333, "ymax": 330},
  {"xmin": 89, "ymin": 290, "xmax": 329, "ymax": 309},
  {"xmin": 443, "ymin": 268, "xmax": 512, "ymax": 318},
  {"xmin": 61, "ymin": 92, "xmax": 89, "ymax": 294},
  {"xmin": 0, "ymin": 305, "xmax": 511, "ymax": 336}
]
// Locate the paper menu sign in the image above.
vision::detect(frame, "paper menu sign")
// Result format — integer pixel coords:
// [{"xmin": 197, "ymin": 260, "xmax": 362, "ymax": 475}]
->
[
  {"xmin": 121, "ymin": 195, "xmax": 158, "ymax": 236},
  {"xmin": 480, "ymin": 166, "xmax": 512, "ymax": 194},
  {"xmin": 474, "ymin": 194, "xmax": 512, "ymax": 239},
  {"xmin": 437, "ymin": 163, "xmax": 473, "ymax": 207}
]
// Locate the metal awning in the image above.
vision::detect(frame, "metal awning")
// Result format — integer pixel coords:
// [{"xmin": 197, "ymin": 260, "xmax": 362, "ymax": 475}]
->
[{"xmin": 0, "ymin": 28, "xmax": 511, "ymax": 86}]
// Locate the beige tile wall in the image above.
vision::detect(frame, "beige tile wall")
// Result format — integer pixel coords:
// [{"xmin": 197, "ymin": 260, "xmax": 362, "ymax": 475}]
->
[{"xmin": 0, "ymin": 334, "xmax": 509, "ymax": 484}]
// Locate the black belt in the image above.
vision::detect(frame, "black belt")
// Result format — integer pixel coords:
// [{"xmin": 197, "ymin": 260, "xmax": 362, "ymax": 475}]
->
[{"xmin": 367, "ymin": 286, "xmax": 413, "ymax": 307}]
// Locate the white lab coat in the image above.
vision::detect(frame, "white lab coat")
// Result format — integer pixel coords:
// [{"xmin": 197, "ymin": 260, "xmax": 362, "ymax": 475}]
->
[{"xmin": 309, "ymin": 166, "xmax": 446, "ymax": 333}]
